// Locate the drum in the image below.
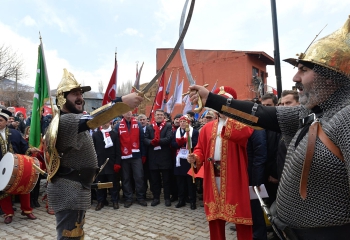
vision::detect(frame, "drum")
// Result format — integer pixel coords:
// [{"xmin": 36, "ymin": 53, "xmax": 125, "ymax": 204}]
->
[{"xmin": 0, "ymin": 152, "xmax": 40, "ymax": 195}]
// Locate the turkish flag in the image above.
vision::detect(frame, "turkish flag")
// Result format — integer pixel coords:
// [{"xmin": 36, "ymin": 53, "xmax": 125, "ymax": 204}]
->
[
  {"xmin": 42, "ymin": 106, "xmax": 52, "ymax": 116},
  {"xmin": 102, "ymin": 59, "xmax": 117, "ymax": 105},
  {"xmin": 150, "ymin": 72, "xmax": 165, "ymax": 122}
]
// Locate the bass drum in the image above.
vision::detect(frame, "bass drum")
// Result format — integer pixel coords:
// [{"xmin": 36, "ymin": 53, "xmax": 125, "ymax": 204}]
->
[{"xmin": 0, "ymin": 152, "xmax": 40, "ymax": 198}]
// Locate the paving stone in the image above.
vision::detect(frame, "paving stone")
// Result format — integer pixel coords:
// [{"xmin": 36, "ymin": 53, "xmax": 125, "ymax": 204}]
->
[{"xmin": 0, "ymin": 184, "xmax": 238, "ymax": 240}]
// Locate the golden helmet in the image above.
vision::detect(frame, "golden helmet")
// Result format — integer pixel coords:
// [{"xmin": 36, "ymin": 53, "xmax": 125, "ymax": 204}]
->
[
  {"xmin": 284, "ymin": 15, "xmax": 350, "ymax": 77},
  {"xmin": 56, "ymin": 68, "xmax": 91, "ymax": 108}
]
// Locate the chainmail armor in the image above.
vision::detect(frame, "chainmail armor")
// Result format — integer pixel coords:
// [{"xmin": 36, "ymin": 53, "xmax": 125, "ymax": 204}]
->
[
  {"xmin": 47, "ymin": 113, "xmax": 98, "ymax": 213},
  {"xmin": 276, "ymin": 65, "xmax": 350, "ymax": 228}
]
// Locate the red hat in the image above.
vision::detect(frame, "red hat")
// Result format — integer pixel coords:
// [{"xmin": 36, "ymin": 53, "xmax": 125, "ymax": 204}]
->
[
  {"xmin": 213, "ymin": 86, "xmax": 237, "ymax": 99},
  {"xmin": 179, "ymin": 115, "xmax": 190, "ymax": 123}
]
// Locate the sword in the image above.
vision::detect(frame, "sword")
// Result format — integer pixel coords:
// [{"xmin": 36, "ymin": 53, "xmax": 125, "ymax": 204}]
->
[
  {"xmin": 179, "ymin": 0, "xmax": 208, "ymax": 113},
  {"xmin": 253, "ymin": 186, "xmax": 286, "ymax": 240},
  {"xmin": 132, "ymin": 0, "xmax": 196, "ymax": 98},
  {"xmin": 93, "ymin": 158, "xmax": 110, "ymax": 181}
]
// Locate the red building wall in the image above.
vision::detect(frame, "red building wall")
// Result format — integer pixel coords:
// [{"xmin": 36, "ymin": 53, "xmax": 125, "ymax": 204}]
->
[{"xmin": 155, "ymin": 49, "xmax": 274, "ymax": 117}]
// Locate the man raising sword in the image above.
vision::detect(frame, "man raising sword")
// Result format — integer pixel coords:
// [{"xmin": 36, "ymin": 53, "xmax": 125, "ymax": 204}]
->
[{"xmin": 46, "ymin": 69, "xmax": 142, "ymax": 240}]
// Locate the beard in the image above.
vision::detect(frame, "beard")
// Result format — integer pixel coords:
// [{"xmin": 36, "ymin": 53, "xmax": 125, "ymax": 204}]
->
[{"xmin": 64, "ymin": 98, "xmax": 84, "ymax": 114}]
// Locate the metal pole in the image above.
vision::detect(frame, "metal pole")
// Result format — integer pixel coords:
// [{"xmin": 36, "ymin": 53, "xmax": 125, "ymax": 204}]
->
[{"xmin": 270, "ymin": 0, "xmax": 282, "ymax": 98}]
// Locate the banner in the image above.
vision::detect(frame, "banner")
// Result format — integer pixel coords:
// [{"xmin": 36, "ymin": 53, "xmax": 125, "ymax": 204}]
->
[{"xmin": 29, "ymin": 40, "xmax": 50, "ymax": 148}]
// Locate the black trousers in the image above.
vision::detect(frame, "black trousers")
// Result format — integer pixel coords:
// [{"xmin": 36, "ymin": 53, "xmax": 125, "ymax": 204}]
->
[
  {"xmin": 250, "ymin": 199, "xmax": 267, "ymax": 240},
  {"xmin": 149, "ymin": 169, "xmax": 171, "ymax": 200},
  {"xmin": 96, "ymin": 173, "xmax": 120, "ymax": 203},
  {"xmin": 121, "ymin": 158, "xmax": 145, "ymax": 201},
  {"xmin": 176, "ymin": 175, "xmax": 196, "ymax": 203}
]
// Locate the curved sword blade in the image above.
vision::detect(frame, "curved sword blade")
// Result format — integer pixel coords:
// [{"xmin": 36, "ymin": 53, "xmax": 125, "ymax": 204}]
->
[
  {"xmin": 179, "ymin": 0, "xmax": 195, "ymax": 86},
  {"xmin": 141, "ymin": 0, "xmax": 196, "ymax": 93}
]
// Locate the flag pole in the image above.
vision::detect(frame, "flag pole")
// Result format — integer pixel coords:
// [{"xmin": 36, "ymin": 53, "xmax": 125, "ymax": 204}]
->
[{"xmin": 115, "ymin": 48, "xmax": 117, "ymax": 93}]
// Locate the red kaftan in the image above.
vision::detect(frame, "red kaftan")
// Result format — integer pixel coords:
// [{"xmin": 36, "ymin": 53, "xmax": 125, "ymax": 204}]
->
[{"xmin": 193, "ymin": 118, "xmax": 253, "ymax": 225}]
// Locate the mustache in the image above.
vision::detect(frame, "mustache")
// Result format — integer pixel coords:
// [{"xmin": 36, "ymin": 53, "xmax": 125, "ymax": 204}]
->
[{"xmin": 295, "ymin": 82, "xmax": 303, "ymax": 90}]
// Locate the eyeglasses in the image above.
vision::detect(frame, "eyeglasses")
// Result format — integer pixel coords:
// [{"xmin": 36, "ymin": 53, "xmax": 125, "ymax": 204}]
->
[{"xmin": 205, "ymin": 116, "xmax": 213, "ymax": 119}]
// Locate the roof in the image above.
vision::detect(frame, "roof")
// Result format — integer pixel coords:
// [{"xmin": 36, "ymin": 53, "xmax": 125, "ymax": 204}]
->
[{"xmin": 157, "ymin": 48, "xmax": 275, "ymax": 65}]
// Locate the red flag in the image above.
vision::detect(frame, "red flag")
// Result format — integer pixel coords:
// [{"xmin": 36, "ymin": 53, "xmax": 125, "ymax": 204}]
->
[
  {"xmin": 150, "ymin": 72, "xmax": 165, "ymax": 122},
  {"xmin": 272, "ymin": 87, "xmax": 278, "ymax": 96},
  {"xmin": 102, "ymin": 55, "xmax": 117, "ymax": 105}
]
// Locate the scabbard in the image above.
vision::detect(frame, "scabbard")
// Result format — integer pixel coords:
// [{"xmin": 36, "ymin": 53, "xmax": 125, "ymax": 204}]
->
[{"xmin": 91, "ymin": 182, "xmax": 113, "ymax": 189}]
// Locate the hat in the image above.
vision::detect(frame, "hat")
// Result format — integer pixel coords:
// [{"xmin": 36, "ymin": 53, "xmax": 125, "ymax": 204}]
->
[
  {"xmin": 213, "ymin": 86, "xmax": 237, "ymax": 99},
  {"xmin": 284, "ymin": 16, "xmax": 350, "ymax": 77},
  {"xmin": 56, "ymin": 68, "xmax": 91, "ymax": 108},
  {"xmin": 174, "ymin": 114, "xmax": 183, "ymax": 120},
  {"xmin": 0, "ymin": 108, "xmax": 12, "ymax": 121},
  {"xmin": 179, "ymin": 115, "xmax": 190, "ymax": 123}
]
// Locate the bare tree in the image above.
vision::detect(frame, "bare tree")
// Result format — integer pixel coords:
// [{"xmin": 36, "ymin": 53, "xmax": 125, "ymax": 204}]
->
[
  {"xmin": 98, "ymin": 80, "xmax": 104, "ymax": 94},
  {"xmin": 0, "ymin": 79, "xmax": 33, "ymax": 108},
  {"xmin": 0, "ymin": 44, "xmax": 25, "ymax": 82},
  {"xmin": 117, "ymin": 80, "xmax": 133, "ymax": 96}
]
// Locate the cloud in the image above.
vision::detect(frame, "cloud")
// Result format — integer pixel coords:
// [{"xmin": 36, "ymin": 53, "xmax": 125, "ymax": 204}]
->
[
  {"xmin": 121, "ymin": 28, "xmax": 143, "ymax": 37},
  {"xmin": 34, "ymin": 1, "xmax": 88, "ymax": 44},
  {"xmin": 21, "ymin": 16, "xmax": 36, "ymax": 27}
]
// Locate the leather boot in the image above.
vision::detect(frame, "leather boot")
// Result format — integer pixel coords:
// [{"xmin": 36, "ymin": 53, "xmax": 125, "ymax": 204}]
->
[
  {"xmin": 95, "ymin": 202, "xmax": 104, "ymax": 211},
  {"xmin": 175, "ymin": 200, "xmax": 186, "ymax": 208}
]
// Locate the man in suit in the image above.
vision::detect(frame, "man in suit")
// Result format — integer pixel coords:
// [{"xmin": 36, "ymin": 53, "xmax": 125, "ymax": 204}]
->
[
  {"xmin": 144, "ymin": 109, "xmax": 173, "ymax": 207},
  {"xmin": 171, "ymin": 115, "xmax": 199, "ymax": 210},
  {"xmin": 92, "ymin": 121, "xmax": 121, "ymax": 210},
  {"xmin": 138, "ymin": 114, "xmax": 149, "ymax": 199}
]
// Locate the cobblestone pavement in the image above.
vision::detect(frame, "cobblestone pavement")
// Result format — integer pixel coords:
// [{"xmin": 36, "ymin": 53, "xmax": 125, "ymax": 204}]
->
[{"xmin": 0, "ymin": 182, "xmax": 238, "ymax": 240}]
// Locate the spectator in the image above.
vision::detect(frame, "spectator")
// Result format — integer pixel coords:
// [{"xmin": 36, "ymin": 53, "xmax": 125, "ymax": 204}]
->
[
  {"xmin": 115, "ymin": 111, "xmax": 147, "ymax": 208},
  {"xmin": 171, "ymin": 115, "xmax": 199, "ymax": 210},
  {"xmin": 93, "ymin": 121, "xmax": 121, "ymax": 210},
  {"xmin": 144, "ymin": 109, "xmax": 173, "ymax": 207}
]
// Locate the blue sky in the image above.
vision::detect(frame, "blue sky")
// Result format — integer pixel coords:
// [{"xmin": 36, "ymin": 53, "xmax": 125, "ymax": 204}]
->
[{"xmin": 1, "ymin": 0, "xmax": 349, "ymax": 93}]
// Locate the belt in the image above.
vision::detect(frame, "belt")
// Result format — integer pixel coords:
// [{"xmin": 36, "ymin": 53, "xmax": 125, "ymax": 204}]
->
[
  {"xmin": 290, "ymin": 223, "xmax": 350, "ymax": 240},
  {"xmin": 55, "ymin": 166, "xmax": 99, "ymax": 189},
  {"xmin": 213, "ymin": 161, "xmax": 221, "ymax": 177}
]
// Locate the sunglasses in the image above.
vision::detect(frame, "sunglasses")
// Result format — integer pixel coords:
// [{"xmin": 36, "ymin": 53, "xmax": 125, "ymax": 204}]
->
[{"xmin": 206, "ymin": 116, "xmax": 213, "ymax": 119}]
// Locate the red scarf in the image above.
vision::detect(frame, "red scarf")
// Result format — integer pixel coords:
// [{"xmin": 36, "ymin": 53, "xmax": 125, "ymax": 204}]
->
[
  {"xmin": 152, "ymin": 120, "xmax": 166, "ymax": 146},
  {"xmin": 119, "ymin": 117, "xmax": 140, "ymax": 159}
]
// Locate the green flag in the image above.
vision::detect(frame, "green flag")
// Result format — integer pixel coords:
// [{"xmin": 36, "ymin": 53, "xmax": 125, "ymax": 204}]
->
[{"xmin": 29, "ymin": 41, "xmax": 50, "ymax": 148}]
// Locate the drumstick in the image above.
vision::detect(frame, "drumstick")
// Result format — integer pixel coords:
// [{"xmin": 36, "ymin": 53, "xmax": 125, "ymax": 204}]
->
[{"xmin": 32, "ymin": 163, "xmax": 48, "ymax": 178}]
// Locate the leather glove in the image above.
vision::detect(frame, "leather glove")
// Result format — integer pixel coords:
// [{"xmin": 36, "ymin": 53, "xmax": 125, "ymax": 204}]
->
[
  {"xmin": 150, "ymin": 138, "xmax": 159, "ymax": 146},
  {"xmin": 113, "ymin": 164, "xmax": 121, "ymax": 173},
  {"xmin": 142, "ymin": 156, "xmax": 147, "ymax": 164}
]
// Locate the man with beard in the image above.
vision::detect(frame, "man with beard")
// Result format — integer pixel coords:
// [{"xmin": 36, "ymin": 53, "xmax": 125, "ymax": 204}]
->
[
  {"xmin": 47, "ymin": 69, "xmax": 143, "ymax": 239},
  {"xmin": 188, "ymin": 17, "xmax": 350, "ymax": 240}
]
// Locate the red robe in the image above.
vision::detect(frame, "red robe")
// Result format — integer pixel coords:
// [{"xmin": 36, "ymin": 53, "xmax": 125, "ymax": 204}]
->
[{"xmin": 193, "ymin": 118, "xmax": 253, "ymax": 225}]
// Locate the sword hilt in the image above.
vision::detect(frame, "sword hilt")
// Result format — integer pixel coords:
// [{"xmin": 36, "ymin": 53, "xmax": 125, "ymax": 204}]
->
[
  {"xmin": 182, "ymin": 84, "xmax": 209, "ymax": 113},
  {"xmin": 132, "ymin": 86, "xmax": 150, "ymax": 101}
]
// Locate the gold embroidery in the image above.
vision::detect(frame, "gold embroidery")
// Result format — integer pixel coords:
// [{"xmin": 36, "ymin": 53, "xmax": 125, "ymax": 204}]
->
[{"xmin": 0, "ymin": 128, "xmax": 14, "ymax": 156}]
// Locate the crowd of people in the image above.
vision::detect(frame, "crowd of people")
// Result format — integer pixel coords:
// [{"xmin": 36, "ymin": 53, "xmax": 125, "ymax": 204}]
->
[{"xmin": 1, "ymin": 16, "xmax": 350, "ymax": 240}]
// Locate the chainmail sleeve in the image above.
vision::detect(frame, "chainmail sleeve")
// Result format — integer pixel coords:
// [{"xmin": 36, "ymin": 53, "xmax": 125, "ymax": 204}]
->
[
  {"xmin": 275, "ymin": 105, "xmax": 304, "ymax": 146},
  {"xmin": 47, "ymin": 113, "xmax": 98, "ymax": 213}
]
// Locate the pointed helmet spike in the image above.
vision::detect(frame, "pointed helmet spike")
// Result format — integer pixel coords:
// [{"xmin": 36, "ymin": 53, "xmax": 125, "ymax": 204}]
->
[{"xmin": 284, "ymin": 15, "xmax": 350, "ymax": 77}]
